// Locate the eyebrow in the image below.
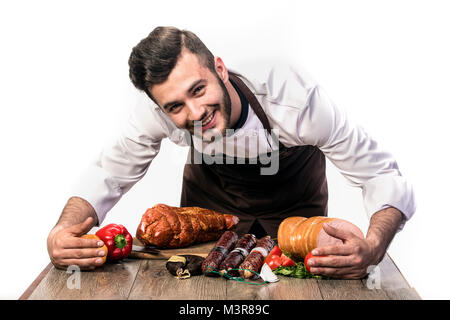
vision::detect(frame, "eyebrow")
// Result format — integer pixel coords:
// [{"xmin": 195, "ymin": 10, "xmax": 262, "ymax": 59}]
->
[{"xmin": 162, "ymin": 79, "xmax": 205, "ymax": 111}]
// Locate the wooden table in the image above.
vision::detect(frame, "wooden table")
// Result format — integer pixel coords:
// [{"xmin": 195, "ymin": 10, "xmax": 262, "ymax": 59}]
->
[{"xmin": 21, "ymin": 253, "xmax": 420, "ymax": 300}]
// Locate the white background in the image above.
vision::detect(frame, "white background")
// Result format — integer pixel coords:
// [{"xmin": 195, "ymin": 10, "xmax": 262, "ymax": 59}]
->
[{"xmin": 1, "ymin": 0, "xmax": 449, "ymax": 299}]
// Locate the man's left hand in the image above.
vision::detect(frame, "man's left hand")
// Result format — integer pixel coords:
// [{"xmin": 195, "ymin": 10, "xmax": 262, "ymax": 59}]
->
[{"xmin": 307, "ymin": 223, "xmax": 381, "ymax": 279}]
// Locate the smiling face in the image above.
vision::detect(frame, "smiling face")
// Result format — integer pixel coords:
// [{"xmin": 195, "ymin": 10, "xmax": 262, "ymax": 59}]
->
[{"xmin": 150, "ymin": 50, "xmax": 232, "ymax": 142}]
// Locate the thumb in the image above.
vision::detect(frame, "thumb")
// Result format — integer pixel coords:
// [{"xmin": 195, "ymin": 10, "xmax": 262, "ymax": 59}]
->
[
  {"xmin": 322, "ymin": 222, "xmax": 354, "ymax": 242},
  {"xmin": 68, "ymin": 217, "xmax": 95, "ymax": 236}
]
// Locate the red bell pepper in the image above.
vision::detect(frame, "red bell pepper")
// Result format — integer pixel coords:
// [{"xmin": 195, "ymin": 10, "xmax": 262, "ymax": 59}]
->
[{"xmin": 96, "ymin": 224, "xmax": 132, "ymax": 261}]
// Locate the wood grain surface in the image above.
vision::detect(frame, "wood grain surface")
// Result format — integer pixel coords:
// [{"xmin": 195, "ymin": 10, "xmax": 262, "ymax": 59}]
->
[
  {"xmin": 128, "ymin": 260, "xmax": 227, "ymax": 300},
  {"xmin": 27, "ymin": 259, "xmax": 142, "ymax": 300},
  {"xmin": 23, "ymin": 240, "xmax": 421, "ymax": 300}
]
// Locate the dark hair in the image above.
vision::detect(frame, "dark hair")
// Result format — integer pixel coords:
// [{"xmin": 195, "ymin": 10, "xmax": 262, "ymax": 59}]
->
[{"xmin": 128, "ymin": 26, "xmax": 215, "ymax": 102}]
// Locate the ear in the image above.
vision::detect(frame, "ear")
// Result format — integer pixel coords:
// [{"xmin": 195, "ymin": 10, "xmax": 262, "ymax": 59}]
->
[{"xmin": 214, "ymin": 56, "xmax": 229, "ymax": 83}]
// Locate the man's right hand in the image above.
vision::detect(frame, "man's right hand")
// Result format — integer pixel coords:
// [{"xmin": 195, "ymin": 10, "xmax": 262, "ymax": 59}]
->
[{"xmin": 47, "ymin": 217, "xmax": 107, "ymax": 270}]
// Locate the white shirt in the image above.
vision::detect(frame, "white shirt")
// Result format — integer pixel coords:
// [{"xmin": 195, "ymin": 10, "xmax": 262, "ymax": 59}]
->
[{"xmin": 71, "ymin": 63, "xmax": 416, "ymax": 231}]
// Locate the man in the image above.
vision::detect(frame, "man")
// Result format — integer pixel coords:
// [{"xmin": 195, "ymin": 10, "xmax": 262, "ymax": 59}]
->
[{"xmin": 47, "ymin": 26, "xmax": 415, "ymax": 279}]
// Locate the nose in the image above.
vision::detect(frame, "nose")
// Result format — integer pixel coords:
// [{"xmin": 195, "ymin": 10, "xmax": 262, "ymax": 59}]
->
[{"xmin": 186, "ymin": 101, "xmax": 207, "ymax": 122}]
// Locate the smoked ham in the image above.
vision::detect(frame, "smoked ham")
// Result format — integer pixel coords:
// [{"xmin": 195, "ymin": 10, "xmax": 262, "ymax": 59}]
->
[
  {"xmin": 136, "ymin": 204, "xmax": 240, "ymax": 248},
  {"xmin": 277, "ymin": 216, "xmax": 364, "ymax": 259}
]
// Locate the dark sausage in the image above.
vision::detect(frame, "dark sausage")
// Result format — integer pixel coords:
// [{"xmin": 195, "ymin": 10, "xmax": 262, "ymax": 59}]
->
[
  {"xmin": 219, "ymin": 234, "xmax": 257, "ymax": 277},
  {"xmin": 238, "ymin": 236, "xmax": 274, "ymax": 279},
  {"xmin": 202, "ymin": 230, "xmax": 238, "ymax": 276}
]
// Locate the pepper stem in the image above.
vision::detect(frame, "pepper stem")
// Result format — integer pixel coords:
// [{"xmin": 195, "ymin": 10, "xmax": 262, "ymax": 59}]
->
[{"xmin": 114, "ymin": 234, "xmax": 127, "ymax": 249}]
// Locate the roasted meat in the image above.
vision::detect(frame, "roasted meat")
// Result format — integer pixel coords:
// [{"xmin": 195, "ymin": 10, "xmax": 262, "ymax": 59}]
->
[{"xmin": 136, "ymin": 204, "xmax": 240, "ymax": 248}]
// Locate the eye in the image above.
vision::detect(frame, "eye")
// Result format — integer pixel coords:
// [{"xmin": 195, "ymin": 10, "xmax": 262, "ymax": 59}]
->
[
  {"xmin": 193, "ymin": 85, "xmax": 204, "ymax": 95},
  {"xmin": 169, "ymin": 104, "xmax": 183, "ymax": 113}
]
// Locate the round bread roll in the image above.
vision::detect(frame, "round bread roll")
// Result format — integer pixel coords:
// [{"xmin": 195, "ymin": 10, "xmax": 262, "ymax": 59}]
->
[{"xmin": 277, "ymin": 216, "xmax": 364, "ymax": 259}]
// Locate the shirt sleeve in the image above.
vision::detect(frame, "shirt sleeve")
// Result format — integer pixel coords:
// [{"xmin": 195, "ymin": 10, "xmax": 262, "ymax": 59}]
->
[
  {"xmin": 70, "ymin": 99, "xmax": 167, "ymax": 225},
  {"xmin": 297, "ymin": 85, "xmax": 416, "ymax": 232}
]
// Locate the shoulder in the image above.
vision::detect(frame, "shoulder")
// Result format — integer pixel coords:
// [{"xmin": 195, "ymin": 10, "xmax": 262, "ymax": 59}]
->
[
  {"xmin": 230, "ymin": 59, "xmax": 318, "ymax": 109},
  {"xmin": 229, "ymin": 60, "xmax": 321, "ymax": 147},
  {"xmin": 127, "ymin": 92, "xmax": 174, "ymax": 141}
]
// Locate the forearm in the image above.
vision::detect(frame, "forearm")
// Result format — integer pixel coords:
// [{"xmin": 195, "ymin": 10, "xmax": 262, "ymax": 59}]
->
[
  {"xmin": 51, "ymin": 196, "xmax": 98, "ymax": 234},
  {"xmin": 366, "ymin": 206, "xmax": 404, "ymax": 264}
]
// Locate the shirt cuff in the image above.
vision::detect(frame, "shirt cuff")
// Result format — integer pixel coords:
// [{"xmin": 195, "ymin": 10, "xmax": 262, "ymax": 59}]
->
[
  {"xmin": 362, "ymin": 175, "xmax": 416, "ymax": 232},
  {"xmin": 70, "ymin": 164, "xmax": 123, "ymax": 226}
]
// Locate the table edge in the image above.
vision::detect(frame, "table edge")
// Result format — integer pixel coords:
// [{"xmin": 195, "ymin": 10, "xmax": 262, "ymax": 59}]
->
[
  {"xmin": 19, "ymin": 262, "xmax": 53, "ymax": 300},
  {"xmin": 386, "ymin": 253, "xmax": 422, "ymax": 299}
]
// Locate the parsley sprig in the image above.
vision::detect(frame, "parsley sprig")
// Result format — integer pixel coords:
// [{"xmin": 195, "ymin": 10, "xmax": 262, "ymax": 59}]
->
[
  {"xmin": 273, "ymin": 262, "xmax": 325, "ymax": 279},
  {"xmin": 273, "ymin": 251, "xmax": 329, "ymax": 279}
]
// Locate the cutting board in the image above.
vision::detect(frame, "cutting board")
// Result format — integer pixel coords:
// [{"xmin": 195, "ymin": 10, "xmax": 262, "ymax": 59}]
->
[{"xmin": 129, "ymin": 238, "xmax": 215, "ymax": 260}]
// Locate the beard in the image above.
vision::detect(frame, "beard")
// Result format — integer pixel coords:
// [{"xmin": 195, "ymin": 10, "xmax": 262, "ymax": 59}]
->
[
  {"xmin": 188, "ymin": 75, "xmax": 232, "ymax": 142},
  {"xmin": 216, "ymin": 75, "xmax": 232, "ymax": 130}
]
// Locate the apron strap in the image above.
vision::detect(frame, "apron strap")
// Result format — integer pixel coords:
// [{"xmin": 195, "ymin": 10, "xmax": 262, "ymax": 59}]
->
[{"xmin": 229, "ymin": 73, "xmax": 272, "ymax": 135}]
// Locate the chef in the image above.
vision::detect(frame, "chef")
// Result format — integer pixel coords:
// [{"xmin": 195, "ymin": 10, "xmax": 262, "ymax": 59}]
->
[{"xmin": 47, "ymin": 26, "xmax": 416, "ymax": 279}]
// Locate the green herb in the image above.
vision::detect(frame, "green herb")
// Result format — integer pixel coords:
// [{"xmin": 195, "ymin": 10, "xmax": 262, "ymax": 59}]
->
[{"xmin": 273, "ymin": 261, "xmax": 328, "ymax": 279}]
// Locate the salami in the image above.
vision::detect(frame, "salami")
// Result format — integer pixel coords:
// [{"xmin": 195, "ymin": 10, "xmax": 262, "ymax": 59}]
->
[
  {"xmin": 219, "ymin": 234, "xmax": 257, "ymax": 277},
  {"xmin": 202, "ymin": 230, "xmax": 238, "ymax": 276},
  {"xmin": 238, "ymin": 236, "xmax": 274, "ymax": 279}
]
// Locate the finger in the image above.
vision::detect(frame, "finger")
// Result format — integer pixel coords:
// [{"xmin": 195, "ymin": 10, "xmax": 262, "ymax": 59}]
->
[
  {"xmin": 310, "ymin": 267, "xmax": 367, "ymax": 279},
  {"xmin": 322, "ymin": 223, "xmax": 355, "ymax": 242},
  {"xmin": 310, "ymin": 266, "xmax": 359, "ymax": 278},
  {"xmin": 56, "ymin": 248, "xmax": 106, "ymax": 260},
  {"xmin": 312, "ymin": 244, "xmax": 354, "ymax": 256},
  {"xmin": 340, "ymin": 272, "xmax": 369, "ymax": 280},
  {"xmin": 58, "ymin": 257, "xmax": 106, "ymax": 269},
  {"xmin": 67, "ymin": 217, "xmax": 95, "ymax": 236},
  {"xmin": 61, "ymin": 236, "xmax": 104, "ymax": 249},
  {"xmin": 307, "ymin": 255, "xmax": 354, "ymax": 268}
]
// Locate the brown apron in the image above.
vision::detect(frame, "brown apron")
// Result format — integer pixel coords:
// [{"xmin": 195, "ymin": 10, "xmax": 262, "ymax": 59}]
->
[{"xmin": 180, "ymin": 73, "xmax": 328, "ymax": 238}]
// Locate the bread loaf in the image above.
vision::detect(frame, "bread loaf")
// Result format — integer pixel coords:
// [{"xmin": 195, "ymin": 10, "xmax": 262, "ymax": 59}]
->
[
  {"xmin": 136, "ymin": 204, "xmax": 240, "ymax": 248},
  {"xmin": 277, "ymin": 216, "xmax": 364, "ymax": 259}
]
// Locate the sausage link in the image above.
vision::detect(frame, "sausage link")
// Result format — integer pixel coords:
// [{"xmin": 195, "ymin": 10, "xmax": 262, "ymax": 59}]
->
[
  {"xmin": 201, "ymin": 230, "xmax": 238, "ymax": 275},
  {"xmin": 238, "ymin": 236, "xmax": 274, "ymax": 279},
  {"xmin": 219, "ymin": 234, "xmax": 257, "ymax": 277}
]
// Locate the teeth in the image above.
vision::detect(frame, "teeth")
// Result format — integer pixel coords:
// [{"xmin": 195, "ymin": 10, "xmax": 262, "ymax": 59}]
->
[{"xmin": 202, "ymin": 111, "xmax": 214, "ymax": 126}]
